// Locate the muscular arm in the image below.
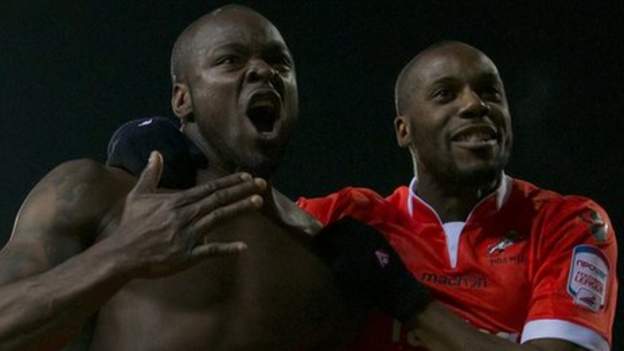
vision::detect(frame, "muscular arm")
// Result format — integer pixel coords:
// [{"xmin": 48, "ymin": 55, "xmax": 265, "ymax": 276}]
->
[
  {"xmin": 0, "ymin": 239, "xmax": 132, "ymax": 350},
  {"xmin": 406, "ymin": 302, "xmax": 587, "ymax": 351},
  {"xmin": 0, "ymin": 154, "xmax": 265, "ymax": 351},
  {"xmin": 0, "ymin": 160, "xmax": 136, "ymax": 351}
]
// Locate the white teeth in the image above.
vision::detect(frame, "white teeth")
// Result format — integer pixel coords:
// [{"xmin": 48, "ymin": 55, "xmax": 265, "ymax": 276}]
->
[
  {"xmin": 458, "ymin": 132, "xmax": 493, "ymax": 142},
  {"xmin": 252, "ymin": 100, "xmax": 275, "ymax": 109}
]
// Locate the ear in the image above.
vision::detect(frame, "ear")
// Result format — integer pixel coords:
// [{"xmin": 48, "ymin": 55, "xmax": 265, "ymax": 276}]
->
[
  {"xmin": 172, "ymin": 83, "xmax": 193, "ymax": 123},
  {"xmin": 394, "ymin": 115, "xmax": 411, "ymax": 148}
]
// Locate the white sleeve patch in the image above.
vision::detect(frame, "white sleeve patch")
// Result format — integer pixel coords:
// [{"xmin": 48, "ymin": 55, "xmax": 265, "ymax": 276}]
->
[
  {"xmin": 521, "ymin": 319, "xmax": 609, "ymax": 351},
  {"xmin": 567, "ymin": 245, "xmax": 609, "ymax": 311}
]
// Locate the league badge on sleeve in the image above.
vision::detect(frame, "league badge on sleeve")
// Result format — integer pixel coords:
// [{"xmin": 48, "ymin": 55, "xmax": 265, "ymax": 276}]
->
[{"xmin": 567, "ymin": 245, "xmax": 609, "ymax": 312}]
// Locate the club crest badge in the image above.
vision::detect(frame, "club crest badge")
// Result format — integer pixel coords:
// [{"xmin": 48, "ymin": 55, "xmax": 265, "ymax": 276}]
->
[
  {"xmin": 567, "ymin": 245, "xmax": 609, "ymax": 312},
  {"xmin": 488, "ymin": 230, "xmax": 524, "ymax": 255}
]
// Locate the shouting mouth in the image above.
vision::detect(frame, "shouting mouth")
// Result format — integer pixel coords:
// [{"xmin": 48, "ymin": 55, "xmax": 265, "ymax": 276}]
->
[{"xmin": 246, "ymin": 91, "xmax": 281, "ymax": 137}]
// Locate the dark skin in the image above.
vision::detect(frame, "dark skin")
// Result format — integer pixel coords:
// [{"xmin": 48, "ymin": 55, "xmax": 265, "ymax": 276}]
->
[
  {"xmin": 171, "ymin": 6, "xmax": 298, "ymax": 180},
  {"xmin": 395, "ymin": 42, "xmax": 513, "ymax": 222},
  {"xmin": 394, "ymin": 42, "xmax": 587, "ymax": 351},
  {"xmin": 0, "ymin": 157, "xmax": 265, "ymax": 351},
  {"xmin": 0, "ymin": 6, "xmax": 358, "ymax": 351}
]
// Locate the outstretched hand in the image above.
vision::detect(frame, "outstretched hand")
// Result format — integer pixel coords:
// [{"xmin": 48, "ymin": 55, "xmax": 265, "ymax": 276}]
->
[{"xmin": 113, "ymin": 151, "xmax": 265, "ymax": 278}]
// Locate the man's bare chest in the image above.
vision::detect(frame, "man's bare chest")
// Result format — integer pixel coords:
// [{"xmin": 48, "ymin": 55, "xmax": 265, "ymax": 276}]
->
[{"xmin": 90, "ymin": 212, "xmax": 360, "ymax": 351}]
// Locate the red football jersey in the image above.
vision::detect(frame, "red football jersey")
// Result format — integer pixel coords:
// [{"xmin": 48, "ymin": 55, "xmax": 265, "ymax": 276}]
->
[{"xmin": 297, "ymin": 176, "xmax": 617, "ymax": 350}]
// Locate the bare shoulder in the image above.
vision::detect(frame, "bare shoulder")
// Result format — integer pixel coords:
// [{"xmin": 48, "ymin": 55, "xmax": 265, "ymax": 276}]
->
[
  {"xmin": 16, "ymin": 158, "xmax": 133, "ymax": 228},
  {"xmin": 0, "ymin": 159, "xmax": 134, "ymax": 280}
]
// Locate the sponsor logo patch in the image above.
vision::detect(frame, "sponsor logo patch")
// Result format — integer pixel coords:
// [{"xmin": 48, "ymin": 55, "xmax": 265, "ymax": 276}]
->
[
  {"xmin": 420, "ymin": 272, "xmax": 488, "ymax": 289},
  {"xmin": 567, "ymin": 245, "xmax": 609, "ymax": 311}
]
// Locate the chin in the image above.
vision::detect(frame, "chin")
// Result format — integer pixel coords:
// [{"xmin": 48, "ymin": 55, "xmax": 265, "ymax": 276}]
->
[
  {"xmin": 455, "ymin": 155, "xmax": 508, "ymax": 187},
  {"xmin": 454, "ymin": 166, "xmax": 501, "ymax": 187}
]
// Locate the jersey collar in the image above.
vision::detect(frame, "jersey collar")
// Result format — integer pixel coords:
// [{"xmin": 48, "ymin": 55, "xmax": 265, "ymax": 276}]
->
[{"xmin": 407, "ymin": 173, "xmax": 512, "ymax": 225}]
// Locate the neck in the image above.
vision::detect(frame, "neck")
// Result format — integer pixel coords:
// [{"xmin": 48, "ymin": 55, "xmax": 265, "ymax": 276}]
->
[
  {"xmin": 181, "ymin": 123, "xmax": 275, "ymax": 184},
  {"xmin": 181, "ymin": 122, "xmax": 238, "ymax": 182},
  {"xmin": 413, "ymin": 171, "xmax": 501, "ymax": 223}
]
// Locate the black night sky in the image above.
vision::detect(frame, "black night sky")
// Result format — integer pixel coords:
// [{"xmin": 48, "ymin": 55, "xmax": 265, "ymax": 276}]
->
[{"xmin": 1, "ymin": 1, "xmax": 622, "ymax": 348}]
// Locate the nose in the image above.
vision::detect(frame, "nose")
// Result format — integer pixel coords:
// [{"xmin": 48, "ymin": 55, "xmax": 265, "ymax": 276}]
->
[
  {"xmin": 245, "ymin": 59, "xmax": 276, "ymax": 83},
  {"xmin": 458, "ymin": 88, "xmax": 490, "ymax": 119}
]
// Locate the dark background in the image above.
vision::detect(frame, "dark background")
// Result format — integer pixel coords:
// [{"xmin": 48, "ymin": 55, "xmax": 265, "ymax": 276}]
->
[{"xmin": 1, "ymin": 0, "xmax": 622, "ymax": 348}]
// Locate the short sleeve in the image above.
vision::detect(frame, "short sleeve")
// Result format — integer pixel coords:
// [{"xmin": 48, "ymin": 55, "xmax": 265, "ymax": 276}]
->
[{"xmin": 522, "ymin": 197, "xmax": 617, "ymax": 350}]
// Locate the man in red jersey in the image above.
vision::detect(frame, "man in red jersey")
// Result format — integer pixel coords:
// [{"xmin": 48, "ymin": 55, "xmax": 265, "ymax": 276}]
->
[{"xmin": 298, "ymin": 41, "xmax": 617, "ymax": 351}]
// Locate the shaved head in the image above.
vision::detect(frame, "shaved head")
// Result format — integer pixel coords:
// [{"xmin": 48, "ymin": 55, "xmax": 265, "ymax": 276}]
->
[
  {"xmin": 394, "ymin": 41, "xmax": 489, "ymax": 115},
  {"xmin": 167, "ymin": 4, "xmax": 297, "ymax": 178},
  {"xmin": 170, "ymin": 5, "xmax": 272, "ymax": 84},
  {"xmin": 392, "ymin": 40, "xmax": 511, "ymax": 188}
]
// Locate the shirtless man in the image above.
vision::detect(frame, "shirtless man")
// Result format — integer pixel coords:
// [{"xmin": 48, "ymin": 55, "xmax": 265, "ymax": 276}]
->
[{"xmin": 0, "ymin": 6, "xmax": 358, "ymax": 351}]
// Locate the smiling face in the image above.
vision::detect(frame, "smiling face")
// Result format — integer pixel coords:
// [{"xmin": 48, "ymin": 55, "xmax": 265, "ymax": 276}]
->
[
  {"xmin": 171, "ymin": 6, "xmax": 298, "ymax": 178},
  {"xmin": 395, "ymin": 42, "xmax": 512, "ymax": 186}
]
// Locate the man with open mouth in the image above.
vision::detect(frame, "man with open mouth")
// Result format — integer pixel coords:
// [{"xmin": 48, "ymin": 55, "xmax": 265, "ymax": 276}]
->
[{"xmin": 0, "ymin": 5, "xmax": 364, "ymax": 351}]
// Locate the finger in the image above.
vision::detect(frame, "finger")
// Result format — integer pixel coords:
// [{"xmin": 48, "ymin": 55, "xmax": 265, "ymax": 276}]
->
[
  {"xmin": 186, "ymin": 180, "xmax": 265, "ymax": 221},
  {"xmin": 190, "ymin": 195, "xmax": 263, "ymax": 240},
  {"xmin": 175, "ymin": 173, "xmax": 258, "ymax": 206},
  {"xmin": 131, "ymin": 151, "xmax": 163, "ymax": 195},
  {"xmin": 190, "ymin": 241, "xmax": 248, "ymax": 259}
]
